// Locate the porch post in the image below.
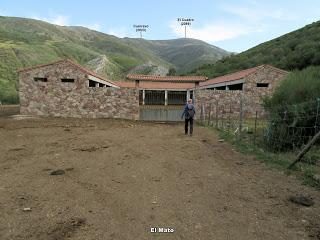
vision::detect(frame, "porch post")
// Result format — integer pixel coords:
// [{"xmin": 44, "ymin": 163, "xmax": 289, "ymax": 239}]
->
[
  {"xmin": 165, "ymin": 90, "xmax": 168, "ymax": 106},
  {"xmin": 142, "ymin": 89, "xmax": 145, "ymax": 105},
  {"xmin": 186, "ymin": 90, "xmax": 190, "ymax": 101}
]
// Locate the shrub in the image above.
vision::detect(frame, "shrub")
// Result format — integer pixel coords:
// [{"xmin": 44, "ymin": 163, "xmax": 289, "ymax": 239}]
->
[{"xmin": 263, "ymin": 66, "xmax": 320, "ymax": 151}]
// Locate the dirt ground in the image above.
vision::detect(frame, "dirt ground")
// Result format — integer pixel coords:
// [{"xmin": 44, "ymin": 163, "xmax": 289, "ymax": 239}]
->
[{"xmin": 0, "ymin": 115, "xmax": 320, "ymax": 240}]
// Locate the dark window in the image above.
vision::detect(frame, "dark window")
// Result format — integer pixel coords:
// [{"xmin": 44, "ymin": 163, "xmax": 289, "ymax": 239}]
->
[
  {"xmin": 99, "ymin": 83, "xmax": 105, "ymax": 87},
  {"xmin": 61, "ymin": 78, "xmax": 74, "ymax": 83},
  {"xmin": 139, "ymin": 90, "xmax": 143, "ymax": 105},
  {"xmin": 34, "ymin": 77, "xmax": 47, "ymax": 82},
  {"xmin": 228, "ymin": 83, "xmax": 243, "ymax": 90},
  {"xmin": 168, "ymin": 91, "xmax": 187, "ymax": 105},
  {"xmin": 145, "ymin": 90, "xmax": 165, "ymax": 105},
  {"xmin": 89, "ymin": 80, "xmax": 96, "ymax": 87},
  {"xmin": 256, "ymin": 83, "xmax": 269, "ymax": 88},
  {"xmin": 216, "ymin": 86, "xmax": 226, "ymax": 90}
]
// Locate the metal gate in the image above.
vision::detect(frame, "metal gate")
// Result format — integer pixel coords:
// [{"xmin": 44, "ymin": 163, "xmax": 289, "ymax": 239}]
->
[
  {"xmin": 139, "ymin": 105, "xmax": 184, "ymax": 121},
  {"xmin": 139, "ymin": 90, "xmax": 189, "ymax": 121}
]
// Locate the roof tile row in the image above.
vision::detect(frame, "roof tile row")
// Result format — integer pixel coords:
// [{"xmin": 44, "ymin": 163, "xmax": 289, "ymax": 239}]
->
[
  {"xmin": 18, "ymin": 59, "xmax": 117, "ymax": 86},
  {"xmin": 126, "ymin": 74, "xmax": 207, "ymax": 82}
]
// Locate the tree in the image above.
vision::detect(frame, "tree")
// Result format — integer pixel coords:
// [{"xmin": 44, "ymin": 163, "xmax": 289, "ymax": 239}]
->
[{"xmin": 168, "ymin": 68, "xmax": 176, "ymax": 76}]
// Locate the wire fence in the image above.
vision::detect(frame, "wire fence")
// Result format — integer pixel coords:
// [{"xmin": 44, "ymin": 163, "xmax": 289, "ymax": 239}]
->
[{"xmin": 198, "ymin": 97, "xmax": 320, "ymax": 169}]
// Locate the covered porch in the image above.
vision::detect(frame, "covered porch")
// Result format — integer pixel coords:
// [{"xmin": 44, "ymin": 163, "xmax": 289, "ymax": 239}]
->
[{"xmin": 139, "ymin": 89, "xmax": 194, "ymax": 121}]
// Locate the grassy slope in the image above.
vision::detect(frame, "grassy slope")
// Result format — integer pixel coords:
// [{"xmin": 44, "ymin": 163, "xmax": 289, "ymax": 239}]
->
[
  {"xmin": 123, "ymin": 38, "xmax": 230, "ymax": 74},
  {"xmin": 0, "ymin": 17, "xmax": 169, "ymax": 103},
  {"xmin": 190, "ymin": 21, "xmax": 320, "ymax": 78},
  {"xmin": 0, "ymin": 16, "xmax": 229, "ymax": 103}
]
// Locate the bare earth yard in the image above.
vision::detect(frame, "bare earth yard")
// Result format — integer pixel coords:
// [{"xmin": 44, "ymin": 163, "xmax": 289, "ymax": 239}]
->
[{"xmin": 0, "ymin": 116, "xmax": 319, "ymax": 240}]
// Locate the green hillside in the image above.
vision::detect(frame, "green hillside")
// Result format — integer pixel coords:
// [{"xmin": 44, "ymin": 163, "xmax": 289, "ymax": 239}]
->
[
  {"xmin": 123, "ymin": 38, "xmax": 229, "ymax": 74},
  {"xmin": 190, "ymin": 21, "xmax": 320, "ymax": 78},
  {"xmin": 0, "ymin": 16, "xmax": 229, "ymax": 103}
]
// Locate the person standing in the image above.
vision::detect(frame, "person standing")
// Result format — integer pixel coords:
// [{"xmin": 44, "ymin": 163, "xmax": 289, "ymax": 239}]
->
[{"xmin": 181, "ymin": 99, "xmax": 195, "ymax": 136}]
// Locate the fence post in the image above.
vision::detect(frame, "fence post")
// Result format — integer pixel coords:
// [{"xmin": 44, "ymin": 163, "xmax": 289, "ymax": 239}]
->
[
  {"xmin": 228, "ymin": 104, "xmax": 231, "ymax": 134},
  {"xmin": 215, "ymin": 100, "xmax": 218, "ymax": 128},
  {"xmin": 314, "ymin": 98, "xmax": 320, "ymax": 133},
  {"xmin": 210, "ymin": 103, "xmax": 214, "ymax": 127},
  {"xmin": 202, "ymin": 104, "xmax": 207, "ymax": 125},
  {"xmin": 253, "ymin": 111, "xmax": 258, "ymax": 147},
  {"xmin": 200, "ymin": 102, "xmax": 204, "ymax": 125},
  {"xmin": 238, "ymin": 95, "xmax": 243, "ymax": 141},
  {"xmin": 222, "ymin": 106, "xmax": 225, "ymax": 130},
  {"xmin": 288, "ymin": 129, "xmax": 320, "ymax": 169},
  {"xmin": 208, "ymin": 103, "xmax": 212, "ymax": 126}
]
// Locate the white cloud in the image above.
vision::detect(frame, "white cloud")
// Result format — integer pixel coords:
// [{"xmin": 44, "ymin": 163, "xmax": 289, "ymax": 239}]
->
[
  {"xmin": 169, "ymin": 21, "xmax": 252, "ymax": 42},
  {"xmin": 107, "ymin": 27, "xmax": 127, "ymax": 37},
  {"xmin": 31, "ymin": 15, "xmax": 69, "ymax": 26},
  {"xmin": 51, "ymin": 15, "xmax": 69, "ymax": 26},
  {"xmin": 81, "ymin": 23, "xmax": 101, "ymax": 31},
  {"xmin": 107, "ymin": 27, "xmax": 137, "ymax": 38},
  {"xmin": 31, "ymin": 14, "xmax": 102, "ymax": 31},
  {"xmin": 222, "ymin": 3, "xmax": 297, "ymax": 21},
  {"xmin": 0, "ymin": 9, "xmax": 7, "ymax": 16}
]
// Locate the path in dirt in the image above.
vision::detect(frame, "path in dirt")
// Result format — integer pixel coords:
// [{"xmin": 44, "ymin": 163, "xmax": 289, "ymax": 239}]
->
[{"xmin": 0, "ymin": 118, "xmax": 319, "ymax": 240}]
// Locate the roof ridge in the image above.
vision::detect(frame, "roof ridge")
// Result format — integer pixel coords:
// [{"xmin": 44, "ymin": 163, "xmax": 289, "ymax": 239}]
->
[
  {"xmin": 17, "ymin": 58, "xmax": 117, "ymax": 86},
  {"xmin": 126, "ymin": 74, "xmax": 207, "ymax": 82},
  {"xmin": 207, "ymin": 65, "xmax": 262, "ymax": 81},
  {"xmin": 201, "ymin": 64, "xmax": 287, "ymax": 87},
  {"xmin": 117, "ymin": 81, "xmax": 195, "ymax": 90},
  {"xmin": 17, "ymin": 59, "xmax": 68, "ymax": 73},
  {"xmin": 262, "ymin": 64, "xmax": 289, "ymax": 73}
]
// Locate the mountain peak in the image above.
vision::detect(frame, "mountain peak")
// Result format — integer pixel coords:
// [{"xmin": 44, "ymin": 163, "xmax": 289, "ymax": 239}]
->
[{"xmin": 0, "ymin": 16, "xmax": 230, "ymax": 102}]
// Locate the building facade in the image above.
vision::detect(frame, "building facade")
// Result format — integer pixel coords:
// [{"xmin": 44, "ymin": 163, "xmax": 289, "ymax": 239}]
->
[
  {"xmin": 18, "ymin": 59, "xmax": 139, "ymax": 119},
  {"xmin": 196, "ymin": 65, "xmax": 288, "ymax": 118},
  {"xmin": 18, "ymin": 59, "xmax": 288, "ymax": 121}
]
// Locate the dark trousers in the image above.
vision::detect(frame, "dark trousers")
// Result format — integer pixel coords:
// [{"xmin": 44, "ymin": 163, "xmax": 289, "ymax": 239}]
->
[{"xmin": 185, "ymin": 118, "xmax": 194, "ymax": 135}]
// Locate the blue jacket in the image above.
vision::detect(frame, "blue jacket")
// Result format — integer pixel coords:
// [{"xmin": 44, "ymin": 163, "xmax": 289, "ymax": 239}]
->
[{"xmin": 181, "ymin": 104, "xmax": 195, "ymax": 119}]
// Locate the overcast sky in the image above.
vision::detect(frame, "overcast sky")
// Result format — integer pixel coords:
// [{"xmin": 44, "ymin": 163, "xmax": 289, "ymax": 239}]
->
[{"xmin": 1, "ymin": 0, "xmax": 319, "ymax": 52}]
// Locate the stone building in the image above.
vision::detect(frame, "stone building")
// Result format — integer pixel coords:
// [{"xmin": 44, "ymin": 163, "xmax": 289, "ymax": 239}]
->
[
  {"xmin": 117, "ymin": 75, "xmax": 207, "ymax": 121},
  {"xmin": 18, "ymin": 59, "xmax": 139, "ymax": 119},
  {"xmin": 199, "ymin": 64, "xmax": 288, "ymax": 93},
  {"xmin": 18, "ymin": 59, "xmax": 288, "ymax": 121},
  {"xmin": 196, "ymin": 65, "xmax": 289, "ymax": 118}
]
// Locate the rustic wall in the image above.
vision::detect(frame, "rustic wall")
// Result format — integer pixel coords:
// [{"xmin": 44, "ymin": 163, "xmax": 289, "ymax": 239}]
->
[
  {"xmin": 195, "ymin": 90, "xmax": 249, "ymax": 119},
  {"xmin": 195, "ymin": 66, "xmax": 288, "ymax": 119},
  {"xmin": 19, "ymin": 61, "xmax": 139, "ymax": 119},
  {"xmin": 19, "ymin": 61, "xmax": 287, "ymax": 120},
  {"xmin": 244, "ymin": 65, "xmax": 288, "ymax": 107}
]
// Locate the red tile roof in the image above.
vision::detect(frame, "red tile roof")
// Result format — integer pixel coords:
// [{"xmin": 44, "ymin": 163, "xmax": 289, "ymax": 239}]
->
[
  {"xmin": 200, "ymin": 64, "xmax": 288, "ymax": 87},
  {"xmin": 200, "ymin": 66, "xmax": 263, "ymax": 87},
  {"xmin": 117, "ymin": 81, "xmax": 195, "ymax": 90},
  {"xmin": 17, "ymin": 59, "xmax": 118, "ymax": 87},
  {"xmin": 127, "ymin": 74, "xmax": 207, "ymax": 82}
]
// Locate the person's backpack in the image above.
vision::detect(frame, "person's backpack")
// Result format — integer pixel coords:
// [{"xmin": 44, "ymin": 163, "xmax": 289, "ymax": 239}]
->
[{"xmin": 186, "ymin": 104, "xmax": 195, "ymax": 119}]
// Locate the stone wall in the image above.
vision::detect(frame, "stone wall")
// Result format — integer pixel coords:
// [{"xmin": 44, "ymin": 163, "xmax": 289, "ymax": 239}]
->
[
  {"xmin": 195, "ymin": 66, "xmax": 288, "ymax": 119},
  {"xmin": 195, "ymin": 90, "xmax": 254, "ymax": 119},
  {"xmin": 19, "ymin": 61, "xmax": 139, "ymax": 119},
  {"xmin": 18, "ymin": 61, "xmax": 287, "ymax": 120}
]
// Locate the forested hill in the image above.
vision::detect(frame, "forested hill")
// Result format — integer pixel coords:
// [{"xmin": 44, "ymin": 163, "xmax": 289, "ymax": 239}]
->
[
  {"xmin": 0, "ymin": 16, "xmax": 229, "ymax": 103},
  {"xmin": 189, "ymin": 21, "xmax": 320, "ymax": 78}
]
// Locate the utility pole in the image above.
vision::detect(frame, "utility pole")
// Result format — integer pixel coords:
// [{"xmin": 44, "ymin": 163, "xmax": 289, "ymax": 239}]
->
[
  {"xmin": 177, "ymin": 17, "xmax": 194, "ymax": 38},
  {"xmin": 133, "ymin": 24, "xmax": 149, "ymax": 38}
]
